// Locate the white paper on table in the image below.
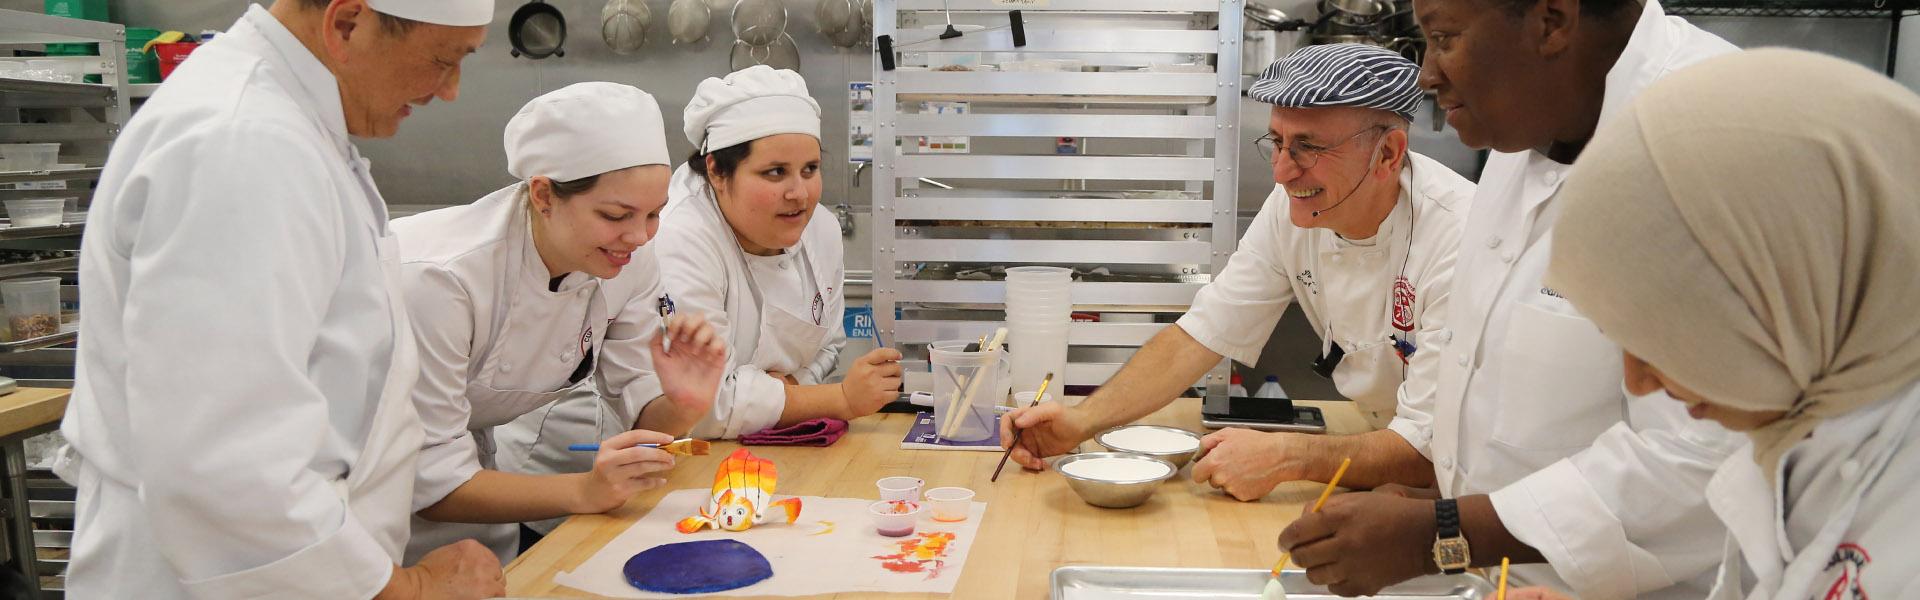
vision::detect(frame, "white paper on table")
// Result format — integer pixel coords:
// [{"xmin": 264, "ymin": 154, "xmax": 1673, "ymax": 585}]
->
[{"xmin": 555, "ymin": 488, "xmax": 989, "ymax": 598}]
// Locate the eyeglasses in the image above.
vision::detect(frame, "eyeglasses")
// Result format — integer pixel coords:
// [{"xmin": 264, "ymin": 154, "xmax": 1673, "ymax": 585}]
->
[{"xmin": 1254, "ymin": 125, "xmax": 1388, "ymax": 170}]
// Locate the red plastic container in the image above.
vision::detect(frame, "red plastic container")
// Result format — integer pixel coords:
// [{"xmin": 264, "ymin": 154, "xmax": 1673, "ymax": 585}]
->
[{"xmin": 154, "ymin": 41, "xmax": 198, "ymax": 80}]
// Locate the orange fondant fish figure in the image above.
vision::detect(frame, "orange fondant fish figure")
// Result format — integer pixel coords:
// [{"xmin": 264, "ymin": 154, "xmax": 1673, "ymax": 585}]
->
[{"xmin": 675, "ymin": 449, "xmax": 803, "ymax": 533}]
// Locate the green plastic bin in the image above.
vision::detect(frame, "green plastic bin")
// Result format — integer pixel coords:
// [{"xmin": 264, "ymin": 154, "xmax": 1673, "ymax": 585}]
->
[
  {"xmin": 44, "ymin": 0, "xmax": 108, "ymax": 21},
  {"xmin": 44, "ymin": 0, "xmax": 110, "ymax": 77},
  {"xmin": 125, "ymin": 27, "xmax": 162, "ymax": 84}
]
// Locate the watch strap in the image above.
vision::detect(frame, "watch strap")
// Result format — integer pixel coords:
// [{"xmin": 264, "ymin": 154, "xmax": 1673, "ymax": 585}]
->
[{"xmin": 1435, "ymin": 498, "xmax": 1461, "ymax": 539}]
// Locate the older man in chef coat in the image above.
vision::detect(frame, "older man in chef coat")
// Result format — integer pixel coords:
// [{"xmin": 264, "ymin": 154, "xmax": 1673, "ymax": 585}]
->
[
  {"xmin": 1003, "ymin": 44, "xmax": 1474, "ymax": 500},
  {"xmin": 57, "ymin": 1, "xmax": 503, "ymax": 598},
  {"xmin": 1275, "ymin": 1, "xmax": 1745, "ymax": 599}
]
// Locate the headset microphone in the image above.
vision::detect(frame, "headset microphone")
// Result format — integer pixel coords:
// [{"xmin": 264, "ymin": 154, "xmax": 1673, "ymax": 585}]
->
[
  {"xmin": 1308, "ymin": 138, "xmax": 1387, "ymax": 218},
  {"xmin": 1311, "ymin": 175, "xmax": 1369, "ymax": 217}
]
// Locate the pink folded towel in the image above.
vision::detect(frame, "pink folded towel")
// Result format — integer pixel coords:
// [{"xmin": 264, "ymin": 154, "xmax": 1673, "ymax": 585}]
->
[{"xmin": 739, "ymin": 418, "xmax": 849, "ymax": 447}]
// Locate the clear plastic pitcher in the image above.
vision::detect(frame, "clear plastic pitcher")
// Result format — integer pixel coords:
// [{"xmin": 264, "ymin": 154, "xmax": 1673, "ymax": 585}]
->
[{"xmin": 928, "ymin": 340, "xmax": 1010, "ymax": 442}]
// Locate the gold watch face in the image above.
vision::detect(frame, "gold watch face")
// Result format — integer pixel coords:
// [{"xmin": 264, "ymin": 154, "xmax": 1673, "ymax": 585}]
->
[{"xmin": 1432, "ymin": 538, "xmax": 1471, "ymax": 570}]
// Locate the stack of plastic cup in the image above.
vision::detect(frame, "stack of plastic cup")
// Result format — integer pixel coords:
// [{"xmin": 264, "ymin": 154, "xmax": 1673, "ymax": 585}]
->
[{"xmin": 1004, "ymin": 266, "xmax": 1071, "ymax": 402}]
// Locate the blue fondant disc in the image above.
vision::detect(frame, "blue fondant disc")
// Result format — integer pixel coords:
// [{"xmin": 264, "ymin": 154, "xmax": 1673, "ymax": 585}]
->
[{"xmin": 623, "ymin": 539, "xmax": 774, "ymax": 594}]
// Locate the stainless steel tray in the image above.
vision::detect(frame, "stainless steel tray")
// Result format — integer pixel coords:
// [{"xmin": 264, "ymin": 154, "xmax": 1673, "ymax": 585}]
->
[
  {"xmin": 1052, "ymin": 567, "xmax": 1493, "ymax": 600},
  {"xmin": 30, "ymin": 499, "xmax": 73, "ymax": 518},
  {"xmin": 0, "ymin": 329, "xmax": 78, "ymax": 354},
  {"xmin": 34, "ymin": 529, "xmax": 72, "ymax": 549}
]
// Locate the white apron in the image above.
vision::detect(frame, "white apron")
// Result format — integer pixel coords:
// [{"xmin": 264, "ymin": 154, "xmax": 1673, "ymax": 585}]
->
[{"xmin": 741, "ymin": 241, "xmax": 832, "ymax": 375}]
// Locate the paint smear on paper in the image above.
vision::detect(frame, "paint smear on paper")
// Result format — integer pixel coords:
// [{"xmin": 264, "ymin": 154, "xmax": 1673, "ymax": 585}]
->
[{"xmin": 871, "ymin": 532, "xmax": 958, "ymax": 580}]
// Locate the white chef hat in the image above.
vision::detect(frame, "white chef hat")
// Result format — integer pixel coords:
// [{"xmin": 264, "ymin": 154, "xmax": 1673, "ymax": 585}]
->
[
  {"xmin": 366, "ymin": 0, "xmax": 495, "ymax": 27},
  {"xmin": 682, "ymin": 65, "xmax": 821, "ymax": 153},
  {"xmin": 504, "ymin": 82, "xmax": 671, "ymax": 182}
]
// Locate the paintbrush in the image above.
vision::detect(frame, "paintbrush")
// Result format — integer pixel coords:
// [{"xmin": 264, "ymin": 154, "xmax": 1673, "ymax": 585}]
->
[
  {"xmin": 567, "ymin": 438, "xmax": 711, "ymax": 457},
  {"xmin": 990, "ymin": 371, "xmax": 1053, "ymax": 482}
]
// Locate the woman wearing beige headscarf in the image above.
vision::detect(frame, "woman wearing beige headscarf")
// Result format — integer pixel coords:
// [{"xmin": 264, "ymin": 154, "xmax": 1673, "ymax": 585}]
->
[{"xmin": 1537, "ymin": 49, "xmax": 1920, "ymax": 600}]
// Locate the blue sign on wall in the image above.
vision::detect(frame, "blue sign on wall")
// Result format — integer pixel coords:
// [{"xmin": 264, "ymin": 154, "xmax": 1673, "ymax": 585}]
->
[{"xmin": 844, "ymin": 305, "xmax": 876, "ymax": 342}]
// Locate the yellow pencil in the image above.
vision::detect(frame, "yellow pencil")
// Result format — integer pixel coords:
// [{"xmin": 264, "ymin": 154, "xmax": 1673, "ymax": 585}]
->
[
  {"xmin": 1272, "ymin": 457, "xmax": 1353, "ymax": 576},
  {"xmin": 1497, "ymin": 557, "xmax": 1509, "ymax": 600}
]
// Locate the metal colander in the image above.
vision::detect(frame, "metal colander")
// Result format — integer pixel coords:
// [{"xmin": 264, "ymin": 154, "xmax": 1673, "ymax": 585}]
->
[
  {"xmin": 730, "ymin": 0, "xmax": 787, "ymax": 46},
  {"xmin": 667, "ymin": 0, "xmax": 712, "ymax": 44},
  {"xmin": 601, "ymin": 0, "xmax": 651, "ymax": 54}
]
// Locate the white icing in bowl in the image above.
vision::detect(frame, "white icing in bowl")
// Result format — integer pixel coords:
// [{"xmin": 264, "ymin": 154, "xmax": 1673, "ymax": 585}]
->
[
  {"xmin": 1099, "ymin": 426, "xmax": 1201, "ymax": 455},
  {"xmin": 1059, "ymin": 456, "xmax": 1173, "ymax": 482}
]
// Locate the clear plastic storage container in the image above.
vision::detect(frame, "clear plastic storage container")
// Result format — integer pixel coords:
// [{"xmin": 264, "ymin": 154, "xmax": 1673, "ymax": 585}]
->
[
  {"xmin": 1, "ymin": 277, "xmax": 61, "ymax": 340},
  {"xmin": 0, "ymin": 143, "xmax": 59, "ymax": 172},
  {"xmin": 6, "ymin": 198, "xmax": 67, "ymax": 227}
]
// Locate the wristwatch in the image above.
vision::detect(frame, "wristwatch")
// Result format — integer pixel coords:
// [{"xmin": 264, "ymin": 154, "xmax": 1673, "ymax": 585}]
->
[{"xmin": 1431, "ymin": 498, "xmax": 1471, "ymax": 575}]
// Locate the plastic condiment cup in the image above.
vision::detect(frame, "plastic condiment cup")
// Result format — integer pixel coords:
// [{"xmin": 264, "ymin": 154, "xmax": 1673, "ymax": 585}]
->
[
  {"xmin": 924, "ymin": 487, "xmax": 975, "ymax": 522},
  {"xmin": 868, "ymin": 500, "xmax": 923, "ymax": 537},
  {"xmin": 876, "ymin": 476, "xmax": 923, "ymax": 502}
]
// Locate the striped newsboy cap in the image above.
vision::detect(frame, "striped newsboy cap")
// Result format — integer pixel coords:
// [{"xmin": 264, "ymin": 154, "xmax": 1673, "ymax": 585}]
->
[{"xmin": 1248, "ymin": 43, "xmax": 1423, "ymax": 122}]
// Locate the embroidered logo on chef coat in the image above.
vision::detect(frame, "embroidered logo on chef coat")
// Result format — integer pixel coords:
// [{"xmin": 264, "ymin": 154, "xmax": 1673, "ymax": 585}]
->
[
  {"xmin": 1539, "ymin": 287, "xmax": 1566, "ymax": 299},
  {"xmin": 1296, "ymin": 270, "xmax": 1319, "ymax": 296},
  {"xmin": 1820, "ymin": 543, "xmax": 1871, "ymax": 600},
  {"xmin": 813, "ymin": 285, "xmax": 834, "ymax": 326},
  {"xmin": 579, "ymin": 326, "xmax": 593, "ymax": 357},
  {"xmin": 1392, "ymin": 276, "xmax": 1416, "ymax": 332}
]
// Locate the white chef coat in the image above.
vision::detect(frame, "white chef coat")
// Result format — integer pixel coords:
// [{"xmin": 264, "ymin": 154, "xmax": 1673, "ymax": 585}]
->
[
  {"xmin": 658, "ymin": 164, "xmax": 846, "ymax": 439},
  {"xmin": 391, "ymin": 183, "xmax": 670, "ymax": 563},
  {"xmin": 1420, "ymin": 3, "xmax": 1744, "ymax": 599},
  {"xmin": 1703, "ymin": 378, "xmax": 1920, "ymax": 600},
  {"xmin": 490, "ymin": 164, "xmax": 848, "ymax": 535},
  {"xmin": 57, "ymin": 6, "xmax": 423, "ymax": 598},
  {"xmin": 1176, "ymin": 151, "xmax": 1472, "ymax": 429}
]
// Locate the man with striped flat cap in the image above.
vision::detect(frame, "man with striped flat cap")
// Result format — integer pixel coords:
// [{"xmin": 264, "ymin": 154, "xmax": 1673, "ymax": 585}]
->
[{"xmin": 1002, "ymin": 43, "xmax": 1475, "ymax": 501}]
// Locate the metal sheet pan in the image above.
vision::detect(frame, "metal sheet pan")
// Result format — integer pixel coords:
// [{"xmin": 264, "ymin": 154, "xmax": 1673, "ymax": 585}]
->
[
  {"xmin": 1052, "ymin": 567, "xmax": 1494, "ymax": 600},
  {"xmin": 34, "ymin": 529, "xmax": 71, "ymax": 549},
  {"xmin": 30, "ymin": 499, "xmax": 73, "ymax": 518}
]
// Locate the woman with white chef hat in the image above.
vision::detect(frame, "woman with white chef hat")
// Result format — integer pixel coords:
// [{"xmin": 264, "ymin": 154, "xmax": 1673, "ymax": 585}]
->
[
  {"xmin": 1528, "ymin": 50, "xmax": 1920, "ymax": 600},
  {"xmin": 664, "ymin": 65, "xmax": 902, "ymax": 439},
  {"xmin": 391, "ymin": 82, "xmax": 728, "ymax": 564}
]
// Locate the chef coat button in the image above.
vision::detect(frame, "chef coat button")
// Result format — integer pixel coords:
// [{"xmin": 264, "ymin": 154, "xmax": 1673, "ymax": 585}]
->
[
  {"xmin": 501, "ymin": 362, "xmax": 513, "ymax": 373},
  {"xmin": 779, "ymin": 261, "xmax": 790, "ymax": 270},
  {"xmin": 1542, "ymin": 170, "xmax": 1561, "ymax": 186},
  {"xmin": 1500, "ymin": 250, "xmax": 1516, "ymax": 263},
  {"xmin": 1840, "ymin": 459, "xmax": 1861, "ymax": 481},
  {"xmin": 1486, "ymin": 236, "xmax": 1502, "ymax": 249},
  {"xmin": 1456, "ymin": 355, "xmax": 1468, "ymax": 367},
  {"xmin": 1439, "ymin": 457, "xmax": 1454, "ymax": 470},
  {"xmin": 1441, "ymin": 330, "xmax": 1454, "ymax": 343}
]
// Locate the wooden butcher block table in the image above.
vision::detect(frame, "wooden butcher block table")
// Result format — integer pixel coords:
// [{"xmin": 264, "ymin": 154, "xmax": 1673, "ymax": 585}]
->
[{"xmin": 507, "ymin": 398, "xmax": 1368, "ymax": 599}]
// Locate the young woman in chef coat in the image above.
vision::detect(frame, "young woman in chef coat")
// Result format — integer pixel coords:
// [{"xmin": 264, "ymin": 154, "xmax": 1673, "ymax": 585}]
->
[
  {"xmin": 1530, "ymin": 50, "xmax": 1920, "ymax": 600},
  {"xmin": 660, "ymin": 65, "xmax": 902, "ymax": 439},
  {"xmin": 391, "ymin": 82, "xmax": 728, "ymax": 564}
]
